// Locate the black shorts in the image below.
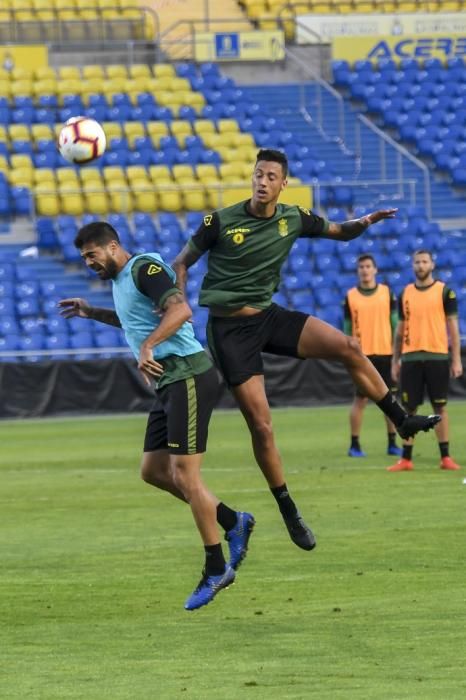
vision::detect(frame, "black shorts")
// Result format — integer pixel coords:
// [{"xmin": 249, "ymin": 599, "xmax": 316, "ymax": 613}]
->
[
  {"xmin": 207, "ymin": 303, "xmax": 308, "ymax": 387},
  {"xmin": 356, "ymin": 354, "xmax": 397, "ymax": 398},
  {"xmin": 400, "ymin": 359, "xmax": 450, "ymax": 411},
  {"xmin": 143, "ymin": 366, "xmax": 219, "ymax": 455}
]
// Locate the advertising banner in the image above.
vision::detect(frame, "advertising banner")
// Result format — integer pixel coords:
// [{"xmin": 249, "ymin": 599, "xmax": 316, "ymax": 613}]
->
[
  {"xmin": 0, "ymin": 45, "xmax": 48, "ymax": 72},
  {"xmin": 297, "ymin": 12, "xmax": 466, "ymax": 45},
  {"xmin": 332, "ymin": 34, "xmax": 466, "ymax": 63},
  {"xmin": 195, "ymin": 30, "xmax": 284, "ymax": 61}
]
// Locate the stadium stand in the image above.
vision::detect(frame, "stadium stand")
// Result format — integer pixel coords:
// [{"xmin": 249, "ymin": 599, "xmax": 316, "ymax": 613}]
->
[{"xmin": 1, "ymin": 42, "xmax": 465, "ymax": 361}]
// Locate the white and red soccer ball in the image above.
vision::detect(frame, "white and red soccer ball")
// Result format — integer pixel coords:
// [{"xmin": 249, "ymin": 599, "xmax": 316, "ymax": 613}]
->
[{"xmin": 58, "ymin": 116, "xmax": 106, "ymax": 164}]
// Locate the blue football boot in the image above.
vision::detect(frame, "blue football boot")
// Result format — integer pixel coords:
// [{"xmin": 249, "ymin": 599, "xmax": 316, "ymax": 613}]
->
[
  {"xmin": 348, "ymin": 446, "xmax": 367, "ymax": 457},
  {"xmin": 225, "ymin": 511, "xmax": 255, "ymax": 570},
  {"xmin": 184, "ymin": 566, "xmax": 236, "ymax": 611},
  {"xmin": 387, "ymin": 444, "xmax": 403, "ymax": 456}
]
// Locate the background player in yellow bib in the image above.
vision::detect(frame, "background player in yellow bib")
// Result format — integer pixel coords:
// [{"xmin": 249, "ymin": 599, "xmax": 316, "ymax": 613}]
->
[
  {"xmin": 343, "ymin": 254, "xmax": 402, "ymax": 458},
  {"xmin": 388, "ymin": 249, "xmax": 463, "ymax": 472}
]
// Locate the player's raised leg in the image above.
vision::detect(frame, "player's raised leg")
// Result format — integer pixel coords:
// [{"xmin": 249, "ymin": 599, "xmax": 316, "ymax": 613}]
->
[{"xmin": 297, "ymin": 316, "xmax": 440, "ymax": 439}]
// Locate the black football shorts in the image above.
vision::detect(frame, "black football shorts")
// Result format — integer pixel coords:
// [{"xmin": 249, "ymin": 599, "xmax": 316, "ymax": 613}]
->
[
  {"xmin": 400, "ymin": 359, "xmax": 450, "ymax": 411},
  {"xmin": 356, "ymin": 354, "xmax": 397, "ymax": 398},
  {"xmin": 143, "ymin": 366, "xmax": 219, "ymax": 455},
  {"xmin": 206, "ymin": 303, "xmax": 308, "ymax": 387}
]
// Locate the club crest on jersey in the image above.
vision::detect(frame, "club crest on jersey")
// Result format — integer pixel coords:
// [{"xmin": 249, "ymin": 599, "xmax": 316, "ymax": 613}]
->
[{"xmin": 278, "ymin": 218, "xmax": 289, "ymax": 237}]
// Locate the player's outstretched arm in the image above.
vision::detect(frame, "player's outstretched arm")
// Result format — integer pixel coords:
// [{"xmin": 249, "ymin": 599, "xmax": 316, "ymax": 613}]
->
[
  {"xmin": 328, "ymin": 208, "xmax": 398, "ymax": 241},
  {"xmin": 58, "ymin": 298, "xmax": 121, "ymax": 327},
  {"xmin": 172, "ymin": 243, "xmax": 202, "ymax": 294}
]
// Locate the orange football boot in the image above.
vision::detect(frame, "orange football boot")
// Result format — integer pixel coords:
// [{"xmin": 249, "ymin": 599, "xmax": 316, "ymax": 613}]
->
[
  {"xmin": 440, "ymin": 456, "xmax": 461, "ymax": 470},
  {"xmin": 386, "ymin": 458, "xmax": 414, "ymax": 472}
]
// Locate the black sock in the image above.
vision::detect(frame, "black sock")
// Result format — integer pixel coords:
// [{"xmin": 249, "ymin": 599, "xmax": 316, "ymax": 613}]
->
[
  {"xmin": 402, "ymin": 444, "xmax": 413, "ymax": 460},
  {"xmin": 376, "ymin": 391, "xmax": 406, "ymax": 427},
  {"xmin": 204, "ymin": 543, "xmax": 226, "ymax": 576},
  {"xmin": 216, "ymin": 502, "xmax": 237, "ymax": 532},
  {"xmin": 439, "ymin": 441, "xmax": 449, "ymax": 458},
  {"xmin": 271, "ymin": 483, "xmax": 298, "ymax": 518},
  {"xmin": 351, "ymin": 435, "xmax": 361, "ymax": 449},
  {"xmin": 388, "ymin": 432, "xmax": 397, "ymax": 447}
]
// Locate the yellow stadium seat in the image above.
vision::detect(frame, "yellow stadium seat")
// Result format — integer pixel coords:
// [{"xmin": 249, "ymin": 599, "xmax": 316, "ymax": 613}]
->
[
  {"xmin": 82, "ymin": 78, "xmax": 105, "ymax": 94},
  {"xmin": 147, "ymin": 121, "xmax": 169, "ymax": 147},
  {"xmin": 193, "ymin": 120, "xmax": 216, "ymax": 137},
  {"xmin": 129, "ymin": 64, "xmax": 151, "ymax": 79},
  {"xmin": 34, "ymin": 66, "xmax": 56, "ymax": 80},
  {"xmin": 10, "ymin": 168, "xmax": 34, "ymax": 187},
  {"xmin": 105, "ymin": 78, "xmax": 127, "ymax": 95},
  {"xmin": 53, "ymin": 0, "xmax": 77, "ymax": 7},
  {"xmin": 0, "ymin": 156, "xmax": 8, "ymax": 175},
  {"xmin": 217, "ymin": 120, "xmax": 240, "ymax": 135},
  {"xmin": 35, "ymin": 184, "xmax": 60, "ymax": 216},
  {"xmin": 219, "ymin": 162, "xmax": 245, "ymax": 183},
  {"xmin": 181, "ymin": 183, "xmax": 206, "ymax": 212},
  {"xmin": 172, "ymin": 164, "xmax": 196, "ymax": 181},
  {"xmin": 58, "ymin": 184, "xmax": 84, "ymax": 216},
  {"xmin": 440, "ymin": 0, "xmax": 460, "ymax": 8},
  {"xmin": 397, "ymin": 1, "xmax": 418, "ymax": 9},
  {"xmin": 83, "ymin": 182, "xmax": 109, "ymax": 215},
  {"xmin": 232, "ymin": 133, "xmax": 256, "ymax": 148},
  {"xmin": 157, "ymin": 186, "xmax": 182, "ymax": 212},
  {"xmin": 106, "ymin": 65, "xmax": 128, "ymax": 79},
  {"xmin": 182, "ymin": 92, "xmax": 205, "ymax": 112},
  {"xmin": 131, "ymin": 180, "xmax": 158, "ymax": 212},
  {"xmin": 149, "ymin": 129, "xmax": 169, "ymax": 149},
  {"xmin": 8, "ymin": 125, "xmax": 30, "ymax": 141},
  {"xmin": 97, "ymin": 0, "xmax": 115, "ymax": 8},
  {"xmin": 33, "ymin": 79, "xmax": 58, "ymax": 98},
  {"xmin": 102, "ymin": 122, "xmax": 123, "ymax": 140},
  {"xmin": 126, "ymin": 165, "xmax": 149, "ymax": 182},
  {"xmin": 11, "ymin": 80, "xmax": 33, "ymax": 97},
  {"xmin": 203, "ymin": 133, "xmax": 234, "ymax": 149},
  {"xmin": 203, "ymin": 180, "xmax": 222, "ymax": 210},
  {"xmin": 236, "ymin": 145, "xmax": 257, "ymax": 163},
  {"xmin": 116, "ymin": 0, "xmax": 140, "ymax": 7},
  {"xmin": 195, "ymin": 164, "xmax": 218, "ymax": 181},
  {"xmin": 125, "ymin": 76, "xmax": 149, "ymax": 94},
  {"xmin": 82, "ymin": 65, "xmax": 105, "ymax": 80},
  {"xmin": 33, "ymin": 168, "xmax": 56, "ymax": 183},
  {"xmin": 106, "ymin": 181, "xmax": 133, "ymax": 213},
  {"xmin": 10, "ymin": 155, "xmax": 32, "ymax": 171},
  {"xmin": 149, "ymin": 165, "xmax": 172, "ymax": 183},
  {"xmin": 0, "ymin": 81, "xmax": 10, "ymax": 98},
  {"xmin": 352, "ymin": 0, "xmax": 375, "ymax": 11},
  {"xmin": 57, "ymin": 79, "xmax": 83, "ymax": 100},
  {"xmin": 80, "ymin": 168, "xmax": 103, "ymax": 184},
  {"xmin": 11, "ymin": 67, "xmax": 33, "ymax": 81},
  {"xmin": 36, "ymin": 9, "xmax": 54, "ymax": 19},
  {"xmin": 258, "ymin": 18, "xmax": 279, "ymax": 32},
  {"xmin": 0, "ymin": 127, "xmax": 7, "ymax": 142},
  {"xmin": 31, "ymin": 124, "xmax": 54, "ymax": 141},
  {"xmin": 56, "ymin": 168, "xmax": 79, "ymax": 184},
  {"xmin": 152, "ymin": 64, "xmax": 176, "ymax": 78},
  {"xmin": 103, "ymin": 166, "xmax": 127, "ymax": 183},
  {"xmin": 123, "ymin": 121, "xmax": 145, "ymax": 146},
  {"xmin": 246, "ymin": 2, "xmax": 267, "ymax": 19}
]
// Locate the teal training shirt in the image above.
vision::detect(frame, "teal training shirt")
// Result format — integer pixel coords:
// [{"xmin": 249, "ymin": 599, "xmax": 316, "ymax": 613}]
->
[{"xmin": 112, "ymin": 253, "xmax": 203, "ymax": 361}]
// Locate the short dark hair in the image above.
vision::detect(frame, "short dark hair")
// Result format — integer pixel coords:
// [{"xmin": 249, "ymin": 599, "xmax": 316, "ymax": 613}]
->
[
  {"xmin": 357, "ymin": 254, "xmax": 377, "ymax": 267},
  {"xmin": 255, "ymin": 148, "xmax": 288, "ymax": 177},
  {"xmin": 74, "ymin": 221, "xmax": 120, "ymax": 249},
  {"xmin": 413, "ymin": 249, "xmax": 433, "ymax": 260}
]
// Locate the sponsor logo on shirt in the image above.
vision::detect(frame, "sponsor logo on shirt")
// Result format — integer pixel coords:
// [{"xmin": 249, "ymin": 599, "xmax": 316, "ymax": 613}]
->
[
  {"xmin": 225, "ymin": 227, "xmax": 250, "ymax": 245},
  {"xmin": 299, "ymin": 206, "xmax": 310, "ymax": 216}
]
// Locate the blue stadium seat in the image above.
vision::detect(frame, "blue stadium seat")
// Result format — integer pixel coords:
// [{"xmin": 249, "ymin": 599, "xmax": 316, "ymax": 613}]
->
[{"xmin": 70, "ymin": 331, "xmax": 94, "ymax": 349}]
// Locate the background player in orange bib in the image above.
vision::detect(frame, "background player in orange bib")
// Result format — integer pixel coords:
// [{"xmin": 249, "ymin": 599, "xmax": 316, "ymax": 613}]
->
[
  {"xmin": 343, "ymin": 254, "xmax": 402, "ymax": 458},
  {"xmin": 388, "ymin": 249, "xmax": 463, "ymax": 471}
]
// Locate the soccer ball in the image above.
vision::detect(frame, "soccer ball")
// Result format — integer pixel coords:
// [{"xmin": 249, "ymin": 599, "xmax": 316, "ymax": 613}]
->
[{"xmin": 58, "ymin": 116, "xmax": 106, "ymax": 164}]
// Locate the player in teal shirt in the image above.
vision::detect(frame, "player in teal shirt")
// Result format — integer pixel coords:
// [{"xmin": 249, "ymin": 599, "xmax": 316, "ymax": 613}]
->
[{"xmin": 59, "ymin": 221, "xmax": 255, "ymax": 611}]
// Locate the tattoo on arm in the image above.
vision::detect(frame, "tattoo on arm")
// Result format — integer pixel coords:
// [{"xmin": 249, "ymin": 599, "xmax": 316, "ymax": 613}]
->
[
  {"xmin": 161, "ymin": 291, "xmax": 186, "ymax": 311},
  {"xmin": 88, "ymin": 307, "xmax": 121, "ymax": 327}
]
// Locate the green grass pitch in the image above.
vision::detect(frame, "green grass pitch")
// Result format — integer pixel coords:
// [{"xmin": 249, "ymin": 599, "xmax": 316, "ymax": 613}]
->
[{"xmin": 1, "ymin": 402, "xmax": 466, "ymax": 700}]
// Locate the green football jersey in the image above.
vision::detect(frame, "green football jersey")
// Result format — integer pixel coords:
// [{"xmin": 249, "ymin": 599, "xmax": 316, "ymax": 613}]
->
[{"xmin": 188, "ymin": 200, "xmax": 329, "ymax": 309}]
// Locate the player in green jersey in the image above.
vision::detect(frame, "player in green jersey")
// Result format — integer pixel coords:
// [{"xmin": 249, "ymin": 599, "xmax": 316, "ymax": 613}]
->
[
  {"xmin": 173, "ymin": 149, "xmax": 440, "ymax": 551},
  {"xmin": 59, "ymin": 222, "xmax": 255, "ymax": 610}
]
